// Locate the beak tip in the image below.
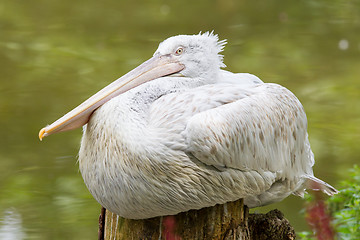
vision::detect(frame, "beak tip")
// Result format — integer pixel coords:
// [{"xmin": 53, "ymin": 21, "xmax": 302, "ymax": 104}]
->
[{"xmin": 39, "ymin": 128, "xmax": 46, "ymax": 141}]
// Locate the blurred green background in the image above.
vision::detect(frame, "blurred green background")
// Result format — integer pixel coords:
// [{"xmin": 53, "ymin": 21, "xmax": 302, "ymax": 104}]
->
[{"xmin": 0, "ymin": 0, "xmax": 359, "ymax": 239}]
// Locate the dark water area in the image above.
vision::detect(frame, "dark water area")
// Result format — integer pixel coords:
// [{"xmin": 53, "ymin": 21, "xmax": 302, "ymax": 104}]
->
[{"xmin": 0, "ymin": 0, "xmax": 359, "ymax": 239}]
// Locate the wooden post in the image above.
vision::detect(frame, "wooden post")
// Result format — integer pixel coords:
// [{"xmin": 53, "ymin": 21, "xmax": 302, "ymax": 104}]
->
[{"xmin": 99, "ymin": 199, "xmax": 295, "ymax": 240}]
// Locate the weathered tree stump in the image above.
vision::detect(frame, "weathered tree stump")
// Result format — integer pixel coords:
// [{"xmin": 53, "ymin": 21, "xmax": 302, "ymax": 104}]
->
[
  {"xmin": 99, "ymin": 199, "xmax": 295, "ymax": 240},
  {"xmin": 248, "ymin": 209, "xmax": 296, "ymax": 240}
]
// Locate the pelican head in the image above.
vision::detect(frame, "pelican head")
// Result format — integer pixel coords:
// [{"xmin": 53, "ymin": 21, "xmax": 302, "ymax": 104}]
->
[
  {"xmin": 39, "ymin": 32, "xmax": 226, "ymax": 139},
  {"xmin": 155, "ymin": 32, "xmax": 226, "ymax": 78}
]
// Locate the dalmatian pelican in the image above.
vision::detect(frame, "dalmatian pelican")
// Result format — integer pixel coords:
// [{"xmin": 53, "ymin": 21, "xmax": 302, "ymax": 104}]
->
[{"xmin": 39, "ymin": 32, "xmax": 337, "ymax": 219}]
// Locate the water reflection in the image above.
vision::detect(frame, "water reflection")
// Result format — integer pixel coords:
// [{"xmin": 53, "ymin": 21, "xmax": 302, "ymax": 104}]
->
[
  {"xmin": 0, "ymin": 209, "xmax": 26, "ymax": 240},
  {"xmin": 0, "ymin": 0, "xmax": 359, "ymax": 238}
]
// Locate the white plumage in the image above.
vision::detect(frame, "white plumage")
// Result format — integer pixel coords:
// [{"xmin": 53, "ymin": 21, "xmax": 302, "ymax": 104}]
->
[{"xmin": 40, "ymin": 32, "xmax": 337, "ymax": 219}]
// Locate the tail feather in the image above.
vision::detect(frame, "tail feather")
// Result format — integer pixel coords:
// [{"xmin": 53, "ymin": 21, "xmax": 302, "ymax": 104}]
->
[{"xmin": 305, "ymin": 175, "xmax": 339, "ymax": 196}]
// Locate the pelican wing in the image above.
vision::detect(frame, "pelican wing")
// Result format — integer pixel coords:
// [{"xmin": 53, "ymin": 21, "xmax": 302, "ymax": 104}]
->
[
  {"xmin": 182, "ymin": 83, "xmax": 312, "ymax": 179},
  {"xmin": 150, "ymin": 81, "xmax": 337, "ymax": 202}
]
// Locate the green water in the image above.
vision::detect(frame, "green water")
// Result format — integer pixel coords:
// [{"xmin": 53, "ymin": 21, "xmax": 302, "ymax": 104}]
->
[{"xmin": 0, "ymin": 0, "xmax": 359, "ymax": 239}]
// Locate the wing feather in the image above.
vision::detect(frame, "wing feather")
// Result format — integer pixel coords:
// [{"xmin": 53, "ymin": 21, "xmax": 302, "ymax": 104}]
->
[
  {"xmin": 183, "ymin": 83, "xmax": 313, "ymax": 180},
  {"xmin": 148, "ymin": 81, "xmax": 337, "ymax": 205}
]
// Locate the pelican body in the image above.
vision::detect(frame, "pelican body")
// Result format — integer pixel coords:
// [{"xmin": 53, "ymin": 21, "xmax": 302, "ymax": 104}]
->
[{"xmin": 39, "ymin": 32, "xmax": 337, "ymax": 219}]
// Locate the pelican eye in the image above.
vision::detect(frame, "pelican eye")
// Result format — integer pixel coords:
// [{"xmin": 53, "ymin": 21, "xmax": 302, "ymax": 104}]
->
[{"xmin": 175, "ymin": 47, "xmax": 184, "ymax": 55}]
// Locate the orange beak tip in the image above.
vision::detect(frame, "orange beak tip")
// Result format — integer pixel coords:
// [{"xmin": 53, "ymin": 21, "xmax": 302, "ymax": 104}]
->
[{"xmin": 39, "ymin": 128, "xmax": 46, "ymax": 141}]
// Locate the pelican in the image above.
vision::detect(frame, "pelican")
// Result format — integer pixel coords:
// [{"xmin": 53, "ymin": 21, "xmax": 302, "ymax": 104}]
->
[{"xmin": 39, "ymin": 32, "xmax": 337, "ymax": 219}]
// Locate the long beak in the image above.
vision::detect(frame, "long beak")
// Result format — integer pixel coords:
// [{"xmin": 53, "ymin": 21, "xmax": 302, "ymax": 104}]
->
[{"xmin": 39, "ymin": 54, "xmax": 184, "ymax": 140}]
